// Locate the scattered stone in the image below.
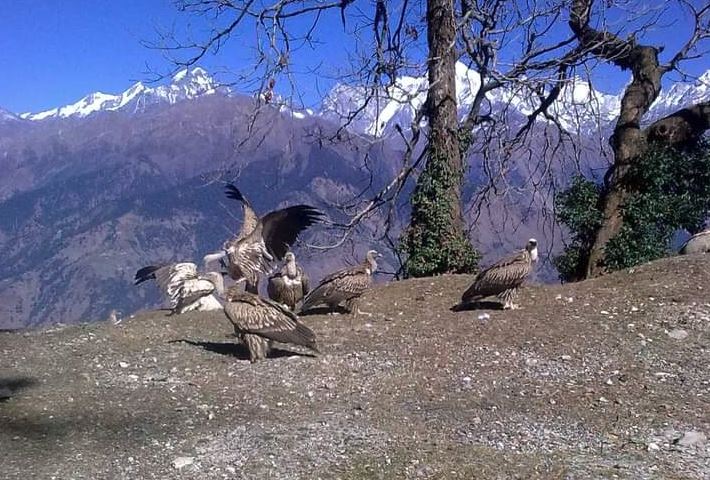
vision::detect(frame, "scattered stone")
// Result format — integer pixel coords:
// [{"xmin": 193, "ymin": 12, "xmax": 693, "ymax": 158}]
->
[
  {"xmin": 172, "ymin": 457, "xmax": 194, "ymax": 469},
  {"xmin": 667, "ymin": 329, "xmax": 688, "ymax": 340},
  {"xmin": 647, "ymin": 442, "xmax": 660, "ymax": 451},
  {"xmin": 477, "ymin": 313, "xmax": 490, "ymax": 321},
  {"xmin": 118, "ymin": 361, "xmax": 129, "ymax": 369},
  {"xmin": 600, "ymin": 310, "xmax": 610, "ymax": 315},
  {"xmin": 560, "ymin": 355, "xmax": 572, "ymax": 361},
  {"xmin": 675, "ymin": 431, "xmax": 706, "ymax": 447}
]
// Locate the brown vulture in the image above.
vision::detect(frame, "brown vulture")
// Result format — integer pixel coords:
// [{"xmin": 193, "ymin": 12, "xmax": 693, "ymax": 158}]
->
[
  {"xmin": 459, "ymin": 239, "xmax": 538, "ymax": 310},
  {"xmin": 223, "ymin": 285, "xmax": 319, "ymax": 363},
  {"xmin": 134, "ymin": 262, "xmax": 225, "ymax": 314},
  {"xmin": 204, "ymin": 184, "xmax": 323, "ymax": 294},
  {"xmin": 267, "ymin": 252, "xmax": 310, "ymax": 311},
  {"xmin": 300, "ymin": 249, "xmax": 380, "ymax": 314}
]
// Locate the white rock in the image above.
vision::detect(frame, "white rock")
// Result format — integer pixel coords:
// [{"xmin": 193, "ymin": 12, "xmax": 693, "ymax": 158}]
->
[
  {"xmin": 172, "ymin": 457, "xmax": 194, "ymax": 469},
  {"xmin": 118, "ymin": 362, "xmax": 129, "ymax": 369},
  {"xmin": 647, "ymin": 442, "xmax": 660, "ymax": 451},
  {"xmin": 667, "ymin": 329, "xmax": 688, "ymax": 340},
  {"xmin": 600, "ymin": 310, "xmax": 610, "ymax": 315}
]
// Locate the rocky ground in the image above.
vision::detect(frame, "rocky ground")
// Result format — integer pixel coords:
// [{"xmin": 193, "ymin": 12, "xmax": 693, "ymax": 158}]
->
[{"xmin": 1, "ymin": 254, "xmax": 709, "ymax": 479}]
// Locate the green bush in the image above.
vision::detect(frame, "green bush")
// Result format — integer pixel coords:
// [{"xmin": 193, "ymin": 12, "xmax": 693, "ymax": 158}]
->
[
  {"xmin": 604, "ymin": 140, "xmax": 710, "ymax": 270},
  {"xmin": 553, "ymin": 175, "xmax": 603, "ymax": 282},
  {"xmin": 554, "ymin": 139, "xmax": 710, "ymax": 281}
]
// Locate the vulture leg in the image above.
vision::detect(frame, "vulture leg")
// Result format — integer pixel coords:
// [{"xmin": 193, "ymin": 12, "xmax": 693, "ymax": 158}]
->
[
  {"xmin": 499, "ymin": 288, "xmax": 520, "ymax": 310},
  {"xmin": 243, "ymin": 333, "xmax": 269, "ymax": 363}
]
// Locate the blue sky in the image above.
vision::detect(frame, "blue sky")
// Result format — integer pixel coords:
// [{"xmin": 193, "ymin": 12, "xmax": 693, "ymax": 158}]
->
[{"xmin": 1, "ymin": 1, "xmax": 708, "ymax": 114}]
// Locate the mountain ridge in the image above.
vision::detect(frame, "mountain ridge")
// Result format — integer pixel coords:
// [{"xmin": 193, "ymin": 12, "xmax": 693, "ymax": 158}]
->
[{"xmin": 8, "ymin": 64, "xmax": 710, "ymax": 135}]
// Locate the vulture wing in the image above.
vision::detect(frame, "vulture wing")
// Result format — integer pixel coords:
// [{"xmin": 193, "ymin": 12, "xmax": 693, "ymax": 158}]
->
[
  {"xmin": 224, "ymin": 184, "xmax": 259, "ymax": 240},
  {"xmin": 134, "ymin": 262, "xmax": 200, "ymax": 309},
  {"xmin": 301, "ymin": 264, "xmax": 369, "ymax": 310},
  {"xmin": 267, "ymin": 274, "xmax": 287, "ymax": 305},
  {"xmin": 298, "ymin": 265, "xmax": 310, "ymax": 296},
  {"xmin": 224, "ymin": 294, "xmax": 318, "ymax": 351},
  {"xmin": 173, "ymin": 277, "xmax": 216, "ymax": 313},
  {"xmin": 259, "ymin": 205, "xmax": 324, "ymax": 260}
]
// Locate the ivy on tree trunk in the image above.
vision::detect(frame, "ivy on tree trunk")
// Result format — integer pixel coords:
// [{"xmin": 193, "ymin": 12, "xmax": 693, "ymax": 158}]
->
[{"xmin": 401, "ymin": 0, "xmax": 479, "ymax": 277}]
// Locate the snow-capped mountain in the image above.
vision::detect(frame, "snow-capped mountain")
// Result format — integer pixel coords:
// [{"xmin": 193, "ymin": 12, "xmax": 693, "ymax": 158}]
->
[
  {"xmin": 321, "ymin": 62, "xmax": 710, "ymax": 137},
  {"xmin": 19, "ymin": 68, "xmax": 218, "ymax": 121},
  {"xmin": 0, "ymin": 107, "xmax": 20, "ymax": 122}
]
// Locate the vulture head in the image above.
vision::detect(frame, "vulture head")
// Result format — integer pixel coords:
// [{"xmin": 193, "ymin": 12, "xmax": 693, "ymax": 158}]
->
[
  {"xmin": 365, "ymin": 249, "xmax": 382, "ymax": 273},
  {"xmin": 526, "ymin": 239, "xmax": 539, "ymax": 262}
]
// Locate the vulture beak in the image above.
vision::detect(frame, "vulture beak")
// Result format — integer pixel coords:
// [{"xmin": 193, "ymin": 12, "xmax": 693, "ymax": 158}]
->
[{"xmin": 203, "ymin": 250, "xmax": 229, "ymax": 266}]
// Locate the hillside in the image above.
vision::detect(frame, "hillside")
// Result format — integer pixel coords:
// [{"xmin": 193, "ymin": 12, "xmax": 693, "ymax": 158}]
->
[{"xmin": 1, "ymin": 254, "xmax": 708, "ymax": 479}]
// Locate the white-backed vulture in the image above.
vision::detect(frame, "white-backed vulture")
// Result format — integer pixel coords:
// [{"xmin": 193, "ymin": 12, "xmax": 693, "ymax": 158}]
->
[
  {"xmin": 680, "ymin": 229, "xmax": 710, "ymax": 254},
  {"xmin": 223, "ymin": 285, "xmax": 318, "ymax": 363},
  {"xmin": 205, "ymin": 184, "xmax": 323, "ymax": 294},
  {"xmin": 134, "ymin": 262, "xmax": 225, "ymax": 314},
  {"xmin": 460, "ymin": 239, "xmax": 538, "ymax": 310},
  {"xmin": 267, "ymin": 252, "xmax": 310, "ymax": 310},
  {"xmin": 300, "ymin": 250, "xmax": 380, "ymax": 314}
]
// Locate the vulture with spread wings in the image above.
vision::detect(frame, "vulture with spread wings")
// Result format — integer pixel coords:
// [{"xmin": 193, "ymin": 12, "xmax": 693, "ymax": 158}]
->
[
  {"xmin": 459, "ymin": 239, "xmax": 538, "ymax": 310},
  {"xmin": 134, "ymin": 262, "xmax": 225, "ymax": 314},
  {"xmin": 205, "ymin": 184, "xmax": 323, "ymax": 293},
  {"xmin": 224, "ymin": 286, "xmax": 319, "ymax": 363},
  {"xmin": 300, "ymin": 250, "xmax": 380, "ymax": 314}
]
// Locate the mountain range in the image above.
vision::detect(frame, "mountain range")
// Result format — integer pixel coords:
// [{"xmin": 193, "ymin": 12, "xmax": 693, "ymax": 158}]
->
[{"xmin": 1, "ymin": 66, "xmax": 708, "ymax": 329}]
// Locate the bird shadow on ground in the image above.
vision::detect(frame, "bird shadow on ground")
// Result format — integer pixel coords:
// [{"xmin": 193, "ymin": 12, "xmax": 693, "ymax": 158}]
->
[
  {"xmin": 170, "ymin": 339, "xmax": 315, "ymax": 360},
  {"xmin": 450, "ymin": 301, "xmax": 504, "ymax": 312},
  {"xmin": 0, "ymin": 376, "xmax": 38, "ymax": 403},
  {"xmin": 299, "ymin": 306, "xmax": 351, "ymax": 316}
]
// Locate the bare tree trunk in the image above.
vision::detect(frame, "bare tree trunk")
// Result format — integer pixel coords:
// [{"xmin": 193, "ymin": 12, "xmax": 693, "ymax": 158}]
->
[
  {"xmin": 426, "ymin": 0, "xmax": 464, "ymax": 229},
  {"xmin": 585, "ymin": 47, "xmax": 664, "ymax": 276},
  {"xmin": 401, "ymin": 0, "xmax": 478, "ymax": 276}
]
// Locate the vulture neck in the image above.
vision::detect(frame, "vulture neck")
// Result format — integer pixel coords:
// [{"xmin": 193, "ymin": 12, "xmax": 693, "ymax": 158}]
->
[
  {"xmin": 365, "ymin": 255, "xmax": 378, "ymax": 275},
  {"xmin": 529, "ymin": 247, "xmax": 539, "ymax": 262},
  {"xmin": 285, "ymin": 258, "xmax": 298, "ymax": 278},
  {"xmin": 211, "ymin": 274, "xmax": 226, "ymax": 297}
]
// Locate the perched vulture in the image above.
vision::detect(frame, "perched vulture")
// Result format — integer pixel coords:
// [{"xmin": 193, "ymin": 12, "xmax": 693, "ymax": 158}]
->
[
  {"xmin": 223, "ymin": 285, "xmax": 319, "ymax": 363},
  {"xmin": 134, "ymin": 262, "xmax": 225, "ymax": 315},
  {"xmin": 460, "ymin": 239, "xmax": 538, "ymax": 310},
  {"xmin": 205, "ymin": 184, "xmax": 323, "ymax": 293},
  {"xmin": 267, "ymin": 252, "xmax": 310, "ymax": 310},
  {"xmin": 680, "ymin": 229, "xmax": 710, "ymax": 255},
  {"xmin": 300, "ymin": 250, "xmax": 381, "ymax": 314}
]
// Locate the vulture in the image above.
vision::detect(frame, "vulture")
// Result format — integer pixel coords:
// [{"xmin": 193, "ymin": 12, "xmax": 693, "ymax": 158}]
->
[
  {"xmin": 223, "ymin": 285, "xmax": 319, "ymax": 363},
  {"xmin": 134, "ymin": 262, "xmax": 225, "ymax": 315},
  {"xmin": 267, "ymin": 252, "xmax": 310, "ymax": 310},
  {"xmin": 680, "ymin": 229, "xmax": 710, "ymax": 255},
  {"xmin": 300, "ymin": 250, "xmax": 381, "ymax": 314},
  {"xmin": 205, "ymin": 184, "xmax": 323, "ymax": 293},
  {"xmin": 459, "ymin": 239, "xmax": 538, "ymax": 310}
]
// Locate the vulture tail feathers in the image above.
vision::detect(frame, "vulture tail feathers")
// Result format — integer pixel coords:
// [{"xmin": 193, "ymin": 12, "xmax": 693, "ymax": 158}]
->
[{"xmin": 134, "ymin": 265, "xmax": 161, "ymax": 286}]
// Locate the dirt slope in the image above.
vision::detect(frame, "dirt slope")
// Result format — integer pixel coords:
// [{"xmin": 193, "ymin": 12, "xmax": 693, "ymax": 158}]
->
[{"xmin": 1, "ymin": 254, "xmax": 709, "ymax": 479}]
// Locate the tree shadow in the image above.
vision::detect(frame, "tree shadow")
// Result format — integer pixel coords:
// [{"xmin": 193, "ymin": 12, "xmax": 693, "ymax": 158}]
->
[
  {"xmin": 299, "ymin": 305, "xmax": 351, "ymax": 316},
  {"xmin": 0, "ymin": 376, "xmax": 38, "ymax": 403},
  {"xmin": 450, "ymin": 301, "xmax": 504, "ymax": 312},
  {"xmin": 170, "ymin": 339, "xmax": 315, "ymax": 360}
]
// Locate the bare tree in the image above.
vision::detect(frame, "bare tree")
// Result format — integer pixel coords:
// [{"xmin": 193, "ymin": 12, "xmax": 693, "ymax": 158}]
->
[
  {"xmin": 153, "ymin": 0, "xmax": 709, "ymax": 278},
  {"xmin": 568, "ymin": 0, "xmax": 710, "ymax": 277}
]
